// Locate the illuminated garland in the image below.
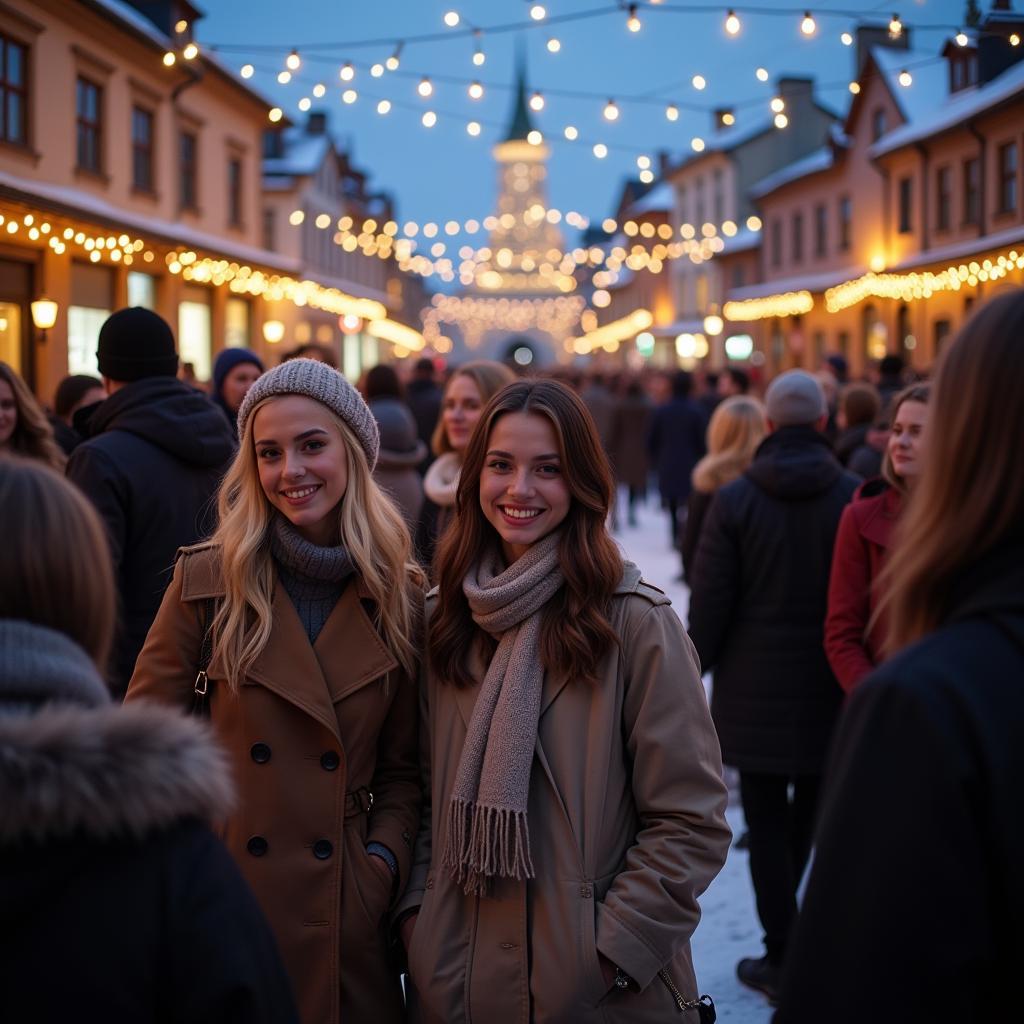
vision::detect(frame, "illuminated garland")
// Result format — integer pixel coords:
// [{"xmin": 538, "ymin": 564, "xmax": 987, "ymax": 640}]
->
[
  {"xmin": 423, "ymin": 294, "xmax": 586, "ymax": 347},
  {"xmin": 723, "ymin": 290, "xmax": 814, "ymax": 321},
  {"xmin": 569, "ymin": 308, "xmax": 654, "ymax": 355}
]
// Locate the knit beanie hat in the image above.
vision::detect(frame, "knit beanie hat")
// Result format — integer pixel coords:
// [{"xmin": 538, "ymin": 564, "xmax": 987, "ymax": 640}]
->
[
  {"xmin": 96, "ymin": 307, "xmax": 178, "ymax": 381},
  {"xmin": 237, "ymin": 358, "xmax": 380, "ymax": 470},
  {"xmin": 765, "ymin": 370, "xmax": 827, "ymax": 427},
  {"xmin": 213, "ymin": 347, "xmax": 264, "ymax": 398}
]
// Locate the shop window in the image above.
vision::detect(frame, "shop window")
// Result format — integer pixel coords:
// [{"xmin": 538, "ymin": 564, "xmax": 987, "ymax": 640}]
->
[
  {"xmin": 131, "ymin": 106, "xmax": 154, "ymax": 192},
  {"xmin": 68, "ymin": 306, "xmax": 109, "ymax": 375},
  {"xmin": 225, "ymin": 298, "xmax": 249, "ymax": 348},
  {"xmin": 863, "ymin": 304, "xmax": 887, "ymax": 361},
  {"xmin": 127, "ymin": 271, "xmax": 156, "ymax": 309},
  {"xmin": 178, "ymin": 287, "xmax": 211, "ymax": 381},
  {"xmin": 0, "ymin": 302, "xmax": 22, "ymax": 372},
  {"xmin": 0, "ymin": 32, "xmax": 28, "ymax": 146},
  {"xmin": 76, "ymin": 76, "xmax": 103, "ymax": 173}
]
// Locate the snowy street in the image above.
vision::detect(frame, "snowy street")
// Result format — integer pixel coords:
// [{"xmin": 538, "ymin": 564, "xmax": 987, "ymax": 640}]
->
[{"xmin": 613, "ymin": 490, "xmax": 773, "ymax": 1024}]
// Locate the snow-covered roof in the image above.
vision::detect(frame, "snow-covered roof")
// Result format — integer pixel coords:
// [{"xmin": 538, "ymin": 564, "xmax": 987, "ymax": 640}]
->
[
  {"xmin": 720, "ymin": 227, "xmax": 761, "ymax": 255},
  {"xmin": 726, "ymin": 262, "xmax": 866, "ymax": 301},
  {"xmin": 872, "ymin": 56, "xmax": 1024, "ymax": 157},
  {"xmin": 750, "ymin": 146, "xmax": 835, "ymax": 199},
  {"xmin": 264, "ymin": 133, "xmax": 334, "ymax": 178},
  {"xmin": 626, "ymin": 181, "xmax": 673, "ymax": 216},
  {"xmin": 870, "ymin": 46, "xmax": 949, "ymax": 126}
]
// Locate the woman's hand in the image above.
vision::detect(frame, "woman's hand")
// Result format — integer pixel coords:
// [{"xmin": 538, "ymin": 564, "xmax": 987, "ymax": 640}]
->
[{"xmin": 400, "ymin": 911, "xmax": 419, "ymax": 952}]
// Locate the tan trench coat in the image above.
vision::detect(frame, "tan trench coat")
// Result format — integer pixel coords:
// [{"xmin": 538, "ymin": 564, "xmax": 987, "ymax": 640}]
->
[
  {"xmin": 126, "ymin": 543, "xmax": 420, "ymax": 1024},
  {"xmin": 398, "ymin": 563, "xmax": 731, "ymax": 1023}
]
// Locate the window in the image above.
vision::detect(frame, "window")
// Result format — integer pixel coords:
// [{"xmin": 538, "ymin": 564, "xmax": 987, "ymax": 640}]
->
[
  {"xmin": 131, "ymin": 106, "xmax": 154, "ymax": 192},
  {"xmin": 225, "ymin": 298, "xmax": 250, "ymax": 348},
  {"xmin": 770, "ymin": 219, "xmax": 782, "ymax": 267},
  {"xmin": 76, "ymin": 77, "xmax": 102, "ymax": 173},
  {"xmin": 0, "ymin": 33, "xmax": 28, "ymax": 145},
  {"xmin": 262, "ymin": 207, "xmax": 276, "ymax": 251},
  {"xmin": 963, "ymin": 157, "xmax": 980, "ymax": 224},
  {"xmin": 127, "ymin": 271, "xmax": 156, "ymax": 309},
  {"xmin": 792, "ymin": 211, "xmax": 804, "ymax": 263},
  {"xmin": 228, "ymin": 157, "xmax": 243, "ymax": 226},
  {"xmin": 838, "ymin": 196, "xmax": 852, "ymax": 250},
  {"xmin": 997, "ymin": 142, "xmax": 1018, "ymax": 214},
  {"xmin": 178, "ymin": 286, "xmax": 212, "ymax": 381},
  {"xmin": 814, "ymin": 203, "xmax": 827, "ymax": 257},
  {"xmin": 677, "ymin": 185, "xmax": 688, "ymax": 226},
  {"xmin": 731, "ymin": 265, "xmax": 746, "ymax": 289},
  {"xmin": 871, "ymin": 108, "xmax": 886, "ymax": 143},
  {"xmin": 898, "ymin": 176, "xmax": 913, "ymax": 233},
  {"xmin": 713, "ymin": 168, "xmax": 724, "ymax": 224},
  {"xmin": 179, "ymin": 131, "xmax": 197, "ymax": 210},
  {"xmin": 936, "ymin": 166, "xmax": 952, "ymax": 232},
  {"xmin": 695, "ymin": 178, "xmax": 706, "ymax": 227}
]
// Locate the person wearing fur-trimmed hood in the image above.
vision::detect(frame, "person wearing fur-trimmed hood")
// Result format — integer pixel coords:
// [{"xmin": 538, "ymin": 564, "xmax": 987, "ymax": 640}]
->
[{"xmin": 0, "ymin": 457, "xmax": 297, "ymax": 1024}]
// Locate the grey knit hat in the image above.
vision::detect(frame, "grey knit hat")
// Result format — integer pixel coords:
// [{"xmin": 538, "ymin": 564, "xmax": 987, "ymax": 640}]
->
[
  {"xmin": 237, "ymin": 358, "xmax": 380, "ymax": 469},
  {"xmin": 765, "ymin": 369, "xmax": 827, "ymax": 427}
]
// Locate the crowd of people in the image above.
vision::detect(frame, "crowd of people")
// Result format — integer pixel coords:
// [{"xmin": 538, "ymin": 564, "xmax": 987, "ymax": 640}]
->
[{"xmin": 1, "ymin": 288, "xmax": 1021, "ymax": 1024}]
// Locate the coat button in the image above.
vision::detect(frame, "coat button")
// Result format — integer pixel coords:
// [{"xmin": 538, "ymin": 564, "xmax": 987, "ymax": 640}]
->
[
  {"xmin": 579, "ymin": 885, "xmax": 593, "ymax": 898},
  {"xmin": 250, "ymin": 742, "xmax": 271, "ymax": 764},
  {"xmin": 247, "ymin": 835, "xmax": 268, "ymax": 857},
  {"xmin": 313, "ymin": 839, "xmax": 334, "ymax": 860},
  {"xmin": 319, "ymin": 750, "xmax": 340, "ymax": 771}
]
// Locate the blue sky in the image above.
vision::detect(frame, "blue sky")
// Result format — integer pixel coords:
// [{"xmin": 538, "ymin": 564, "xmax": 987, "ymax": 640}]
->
[{"xmin": 198, "ymin": 0, "xmax": 970, "ymax": 232}]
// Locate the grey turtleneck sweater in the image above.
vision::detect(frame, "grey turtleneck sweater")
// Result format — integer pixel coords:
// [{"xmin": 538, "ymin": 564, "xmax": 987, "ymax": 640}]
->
[{"xmin": 270, "ymin": 516, "xmax": 355, "ymax": 644}]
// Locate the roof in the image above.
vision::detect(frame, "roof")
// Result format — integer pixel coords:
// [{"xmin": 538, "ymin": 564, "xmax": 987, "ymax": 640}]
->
[
  {"xmin": 626, "ymin": 181, "xmax": 673, "ymax": 216},
  {"xmin": 264, "ymin": 132, "xmax": 333, "ymax": 178},
  {"xmin": 503, "ymin": 55, "xmax": 536, "ymax": 143},
  {"xmin": 720, "ymin": 227, "xmax": 761, "ymax": 255},
  {"xmin": 872, "ymin": 56, "xmax": 1024, "ymax": 157},
  {"xmin": 869, "ymin": 45, "xmax": 949, "ymax": 126},
  {"xmin": 750, "ymin": 145, "xmax": 836, "ymax": 199},
  {"xmin": 726, "ymin": 262, "xmax": 866, "ymax": 301}
]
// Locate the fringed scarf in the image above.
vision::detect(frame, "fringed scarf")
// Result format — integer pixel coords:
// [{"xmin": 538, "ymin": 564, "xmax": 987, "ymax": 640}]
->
[{"xmin": 442, "ymin": 531, "xmax": 564, "ymax": 896}]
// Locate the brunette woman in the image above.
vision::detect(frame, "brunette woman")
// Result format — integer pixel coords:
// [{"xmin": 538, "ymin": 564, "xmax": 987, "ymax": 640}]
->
[
  {"xmin": 681, "ymin": 395, "xmax": 767, "ymax": 583},
  {"xmin": 0, "ymin": 361, "xmax": 65, "ymax": 470},
  {"xmin": 398, "ymin": 378, "xmax": 730, "ymax": 1023},
  {"xmin": 0, "ymin": 458, "xmax": 297, "ymax": 1023},
  {"xmin": 127, "ymin": 359, "xmax": 423, "ymax": 1024},
  {"xmin": 824, "ymin": 384, "xmax": 930, "ymax": 691},
  {"xmin": 415, "ymin": 360, "xmax": 515, "ymax": 571},
  {"xmin": 776, "ymin": 290, "xmax": 1024, "ymax": 1023}
]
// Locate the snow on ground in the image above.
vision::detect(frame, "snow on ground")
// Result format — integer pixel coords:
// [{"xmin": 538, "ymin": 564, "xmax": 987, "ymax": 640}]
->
[{"xmin": 612, "ymin": 490, "xmax": 774, "ymax": 1024}]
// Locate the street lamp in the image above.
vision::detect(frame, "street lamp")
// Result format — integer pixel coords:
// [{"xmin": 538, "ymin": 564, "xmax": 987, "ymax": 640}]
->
[
  {"xmin": 262, "ymin": 319, "xmax": 285, "ymax": 344},
  {"xmin": 31, "ymin": 298, "xmax": 59, "ymax": 344}
]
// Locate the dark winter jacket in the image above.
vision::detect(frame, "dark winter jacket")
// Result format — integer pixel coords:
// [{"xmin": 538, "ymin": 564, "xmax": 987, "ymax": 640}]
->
[
  {"xmin": 776, "ymin": 541, "xmax": 1024, "ymax": 1023},
  {"xmin": 847, "ymin": 439, "xmax": 884, "ymax": 480},
  {"xmin": 688, "ymin": 426, "xmax": 859, "ymax": 774},
  {"xmin": 0, "ymin": 618, "xmax": 298, "ymax": 1024},
  {"xmin": 369, "ymin": 396, "xmax": 426, "ymax": 528},
  {"xmin": 648, "ymin": 397, "xmax": 707, "ymax": 504},
  {"xmin": 405, "ymin": 378, "xmax": 443, "ymax": 453},
  {"xmin": 609, "ymin": 392, "xmax": 652, "ymax": 490},
  {"xmin": 833, "ymin": 423, "xmax": 869, "ymax": 467},
  {"xmin": 66, "ymin": 376, "xmax": 235, "ymax": 694}
]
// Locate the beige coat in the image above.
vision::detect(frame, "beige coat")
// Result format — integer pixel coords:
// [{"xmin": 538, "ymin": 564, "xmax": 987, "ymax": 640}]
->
[
  {"xmin": 126, "ymin": 543, "xmax": 420, "ymax": 1024},
  {"xmin": 398, "ymin": 564, "xmax": 730, "ymax": 1023}
]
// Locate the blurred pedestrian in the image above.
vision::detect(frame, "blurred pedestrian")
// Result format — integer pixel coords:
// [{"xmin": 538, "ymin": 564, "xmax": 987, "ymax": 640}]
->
[
  {"xmin": 580, "ymin": 371, "xmax": 616, "ymax": 457},
  {"xmin": 825, "ymin": 384, "xmax": 930, "ymax": 692},
  {"xmin": 0, "ymin": 458, "xmax": 298, "ymax": 1024},
  {"xmin": 696, "ymin": 371, "xmax": 722, "ymax": 423},
  {"xmin": 398, "ymin": 379, "xmax": 730, "ymax": 1022},
  {"xmin": 0, "ymin": 362, "xmax": 65, "ymax": 470},
  {"xmin": 609, "ymin": 375, "xmax": 652, "ymax": 528},
  {"xmin": 648, "ymin": 370, "xmax": 706, "ymax": 548},
  {"xmin": 847, "ymin": 406, "xmax": 890, "ymax": 480},
  {"xmin": 833, "ymin": 382, "xmax": 881, "ymax": 468},
  {"xmin": 51, "ymin": 373, "xmax": 104, "ymax": 455},
  {"xmin": 717, "ymin": 367, "xmax": 750, "ymax": 398},
  {"xmin": 416, "ymin": 360, "xmax": 514, "ymax": 574},
  {"xmin": 127, "ymin": 359, "xmax": 422, "ymax": 1024},
  {"xmin": 211, "ymin": 347, "xmax": 264, "ymax": 436},
  {"xmin": 876, "ymin": 353, "xmax": 906, "ymax": 409},
  {"xmin": 66, "ymin": 307, "xmax": 235, "ymax": 696},
  {"xmin": 405, "ymin": 356, "xmax": 443, "ymax": 470},
  {"xmin": 776, "ymin": 289, "xmax": 1024, "ymax": 1024},
  {"xmin": 681, "ymin": 395, "xmax": 767, "ymax": 584},
  {"xmin": 364, "ymin": 363, "xmax": 426, "ymax": 528},
  {"xmin": 688, "ymin": 369, "xmax": 858, "ymax": 1003},
  {"xmin": 282, "ymin": 341, "xmax": 338, "ymax": 367}
]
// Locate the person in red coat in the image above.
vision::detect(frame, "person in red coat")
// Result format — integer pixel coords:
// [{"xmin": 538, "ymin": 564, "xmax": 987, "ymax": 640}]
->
[{"xmin": 824, "ymin": 384, "xmax": 930, "ymax": 691}]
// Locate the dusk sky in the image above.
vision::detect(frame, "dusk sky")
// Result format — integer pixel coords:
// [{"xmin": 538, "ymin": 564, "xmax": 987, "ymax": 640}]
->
[{"xmin": 197, "ymin": 1, "xmax": 970, "ymax": 236}]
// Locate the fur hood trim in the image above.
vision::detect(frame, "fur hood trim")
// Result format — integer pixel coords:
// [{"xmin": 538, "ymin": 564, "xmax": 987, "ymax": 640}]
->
[
  {"xmin": 0, "ymin": 700, "xmax": 234, "ymax": 844},
  {"xmin": 692, "ymin": 451, "xmax": 750, "ymax": 494}
]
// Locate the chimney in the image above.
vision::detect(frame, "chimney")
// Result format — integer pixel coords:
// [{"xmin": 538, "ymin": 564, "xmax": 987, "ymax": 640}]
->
[
  {"xmin": 307, "ymin": 111, "xmax": 328, "ymax": 135},
  {"xmin": 855, "ymin": 22, "xmax": 911, "ymax": 76}
]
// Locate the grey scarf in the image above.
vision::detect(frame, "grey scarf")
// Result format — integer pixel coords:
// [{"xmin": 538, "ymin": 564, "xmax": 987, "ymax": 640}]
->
[{"xmin": 442, "ymin": 532, "xmax": 564, "ymax": 895}]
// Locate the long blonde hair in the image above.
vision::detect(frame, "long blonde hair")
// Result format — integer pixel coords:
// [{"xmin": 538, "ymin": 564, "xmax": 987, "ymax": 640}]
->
[
  {"xmin": 211, "ymin": 397, "xmax": 423, "ymax": 689},
  {"xmin": 879, "ymin": 289, "xmax": 1024, "ymax": 653},
  {"xmin": 692, "ymin": 395, "xmax": 767, "ymax": 493}
]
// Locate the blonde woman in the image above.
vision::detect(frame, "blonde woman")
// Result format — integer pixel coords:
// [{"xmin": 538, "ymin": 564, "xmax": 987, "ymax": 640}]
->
[
  {"xmin": 681, "ymin": 395, "xmax": 767, "ymax": 583},
  {"xmin": 416, "ymin": 360, "xmax": 514, "ymax": 573},
  {"xmin": 127, "ymin": 360, "xmax": 423, "ymax": 1024},
  {"xmin": 0, "ymin": 361, "xmax": 65, "ymax": 470}
]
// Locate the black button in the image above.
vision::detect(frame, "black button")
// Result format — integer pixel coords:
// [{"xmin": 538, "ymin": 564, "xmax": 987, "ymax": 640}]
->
[
  {"xmin": 250, "ymin": 742, "xmax": 271, "ymax": 764},
  {"xmin": 313, "ymin": 839, "xmax": 333, "ymax": 860},
  {"xmin": 247, "ymin": 835, "xmax": 268, "ymax": 857},
  {"xmin": 319, "ymin": 750, "xmax": 340, "ymax": 771}
]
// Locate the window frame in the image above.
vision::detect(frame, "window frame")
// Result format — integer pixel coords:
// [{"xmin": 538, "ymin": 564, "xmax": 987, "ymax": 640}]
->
[
  {"xmin": 935, "ymin": 165, "xmax": 952, "ymax": 233},
  {"xmin": 963, "ymin": 156, "xmax": 981, "ymax": 225},
  {"xmin": 75, "ymin": 75, "xmax": 103, "ymax": 174},
  {"xmin": 179, "ymin": 129, "xmax": 198, "ymax": 211},
  {"xmin": 131, "ymin": 104, "xmax": 155, "ymax": 193},
  {"xmin": 770, "ymin": 218, "xmax": 783, "ymax": 268},
  {"xmin": 228, "ymin": 155, "xmax": 243, "ymax": 227},
  {"xmin": 0, "ymin": 32, "xmax": 29, "ymax": 147},
  {"xmin": 996, "ymin": 141, "xmax": 1018, "ymax": 215},
  {"xmin": 791, "ymin": 210, "xmax": 804, "ymax": 264},
  {"xmin": 897, "ymin": 176, "xmax": 913, "ymax": 234},
  {"xmin": 814, "ymin": 202, "xmax": 827, "ymax": 258},
  {"xmin": 838, "ymin": 195, "xmax": 852, "ymax": 251}
]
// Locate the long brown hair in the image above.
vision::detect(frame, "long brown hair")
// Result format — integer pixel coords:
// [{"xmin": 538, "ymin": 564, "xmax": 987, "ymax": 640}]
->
[
  {"xmin": 880, "ymin": 289, "xmax": 1024, "ymax": 652},
  {"xmin": 0, "ymin": 457, "xmax": 115, "ymax": 670},
  {"xmin": 0, "ymin": 362, "xmax": 65, "ymax": 470},
  {"xmin": 431, "ymin": 360, "xmax": 516, "ymax": 457},
  {"xmin": 430, "ymin": 379, "xmax": 623, "ymax": 688},
  {"xmin": 880, "ymin": 383, "xmax": 930, "ymax": 492}
]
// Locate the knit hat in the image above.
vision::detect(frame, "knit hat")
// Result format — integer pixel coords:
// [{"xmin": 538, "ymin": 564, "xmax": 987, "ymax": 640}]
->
[
  {"xmin": 96, "ymin": 307, "xmax": 178, "ymax": 381},
  {"xmin": 765, "ymin": 370, "xmax": 827, "ymax": 427},
  {"xmin": 237, "ymin": 358, "xmax": 379, "ymax": 469},
  {"xmin": 213, "ymin": 347, "xmax": 264, "ymax": 398}
]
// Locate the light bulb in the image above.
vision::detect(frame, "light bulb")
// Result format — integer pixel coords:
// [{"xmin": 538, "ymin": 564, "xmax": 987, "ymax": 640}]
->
[
  {"xmin": 313, "ymin": 82, "xmax": 326, "ymax": 97},
  {"xmin": 377, "ymin": 99, "xmax": 391, "ymax": 114},
  {"xmin": 467, "ymin": 121, "xmax": 481, "ymax": 136},
  {"xmin": 627, "ymin": 5, "xmax": 641, "ymax": 32},
  {"xmin": 593, "ymin": 143, "xmax": 608, "ymax": 159},
  {"xmin": 692, "ymin": 74, "xmax": 706, "ymax": 90},
  {"xmin": 240, "ymin": 63, "xmax": 254, "ymax": 78},
  {"xmin": 468, "ymin": 81, "xmax": 484, "ymax": 99},
  {"xmin": 756, "ymin": 67, "xmax": 769, "ymax": 82},
  {"xmin": 691, "ymin": 136, "xmax": 705, "ymax": 152},
  {"xmin": 725, "ymin": 10, "xmax": 741, "ymax": 35},
  {"xmin": 444, "ymin": 10, "xmax": 460, "ymax": 27},
  {"xmin": 340, "ymin": 62, "xmax": 355, "ymax": 81},
  {"xmin": 163, "ymin": 51, "xmax": 176, "ymax": 66},
  {"xmin": 530, "ymin": 91, "xmax": 545, "ymax": 111},
  {"xmin": 722, "ymin": 111, "xmax": 736, "ymax": 126},
  {"xmin": 956, "ymin": 31, "xmax": 969, "ymax": 47},
  {"xmin": 422, "ymin": 111, "xmax": 437, "ymax": 128},
  {"xmin": 418, "ymin": 77, "xmax": 434, "ymax": 97},
  {"xmin": 889, "ymin": 14, "xmax": 902, "ymax": 39},
  {"xmin": 898, "ymin": 69, "xmax": 912, "ymax": 87},
  {"xmin": 665, "ymin": 103, "xmax": 679, "ymax": 121},
  {"xmin": 770, "ymin": 97, "xmax": 785, "ymax": 113},
  {"xmin": 530, "ymin": 4, "xmax": 546, "ymax": 21},
  {"xmin": 774, "ymin": 113, "xmax": 789, "ymax": 128},
  {"xmin": 473, "ymin": 48, "xmax": 486, "ymax": 65},
  {"xmin": 564, "ymin": 125, "xmax": 579, "ymax": 140},
  {"xmin": 268, "ymin": 107, "xmax": 283, "ymax": 122},
  {"xmin": 547, "ymin": 37, "xmax": 561, "ymax": 52},
  {"xmin": 603, "ymin": 99, "xmax": 619, "ymax": 121},
  {"xmin": 371, "ymin": 63, "xmax": 384, "ymax": 77},
  {"xmin": 1011, "ymin": 33, "xmax": 1020, "ymax": 46},
  {"xmin": 182, "ymin": 42, "xmax": 199, "ymax": 60},
  {"xmin": 849, "ymin": 81, "xmax": 861, "ymax": 94},
  {"xmin": 841, "ymin": 31, "xmax": 853, "ymax": 46},
  {"xmin": 286, "ymin": 50, "xmax": 301, "ymax": 70},
  {"xmin": 801, "ymin": 12, "xmax": 816, "ymax": 36},
  {"xmin": 528, "ymin": 130, "xmax": 544, "ymax": 145},
  {"xmin": 298, "ymin": 97, "xmax": 311, "ymax": 111},
  {"xmin": 637, "ymin": 155, "xmax": 651, "ymax": 169},
  {"xmin": 342, "ymin": 88, "xmax": 357, "ymax": 104},
  {"xmin": 387, "ymin": 46, "xmax": 402, "ymax": 71},
  {"xmin": 277, "ymin": 70, "xmax": 291, "ymax": 84}
]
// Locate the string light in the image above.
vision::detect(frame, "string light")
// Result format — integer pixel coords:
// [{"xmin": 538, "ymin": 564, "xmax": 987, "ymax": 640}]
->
[
  {"xmin": 468, "ymin": 81, "xmax": 484, "ymax": 99},
  {"xmin": 756, "ymin": 67, "xmax": 769, "ymax": 82},
  {"xmin": 801, "ymin": 11, "xmax": 816, "ymax": 37},
  {"xmin": 770, "ymin": 97, "xmax": 785, "ymax": 113},
  {"xmin": 162, "ymin": 51, "xmax": 176, "ymax": 66},
  {"xmin": 418, "ymin": 76, "xmax": 434, "ymax": 97},
  {"xmin": 530, "ymin": 4, "xmax": 546, "ymax": 21},
  {"xmin": 387, "ymin": 45, "xmax": 402, "ymax": 71},
  {"xmin": 530, "ymin": 90, "xmax": 545, "ymax": 111},
  {"xmin": 422, "ymin": 111, "xmax": 437, "ymax": 127},
  {"xmin": 467, "ymin": 120, "xmax": 481, "ymax": 136},
  {"xmin": 725, "ymin": 10, "xmax": 741, "ymax": 35},
  {"xmin": 955, "ymin": 30, "xmax": 969, "ymax": 47},
  {"xmin": 627, "ymin": 5, "xmax": 641, "ymax": 32},
  {"xmin": 898, "ymin": 69, "xmax": 913, "ymax": 87},
  {"xmin": 547, "ymin": 37, "xmax": 561, "ymax": 52},
  {"xmin": 665, "ymin": 103, "xmax": 679, "ymax": 121},
  {"xmin": 692, "ymin": 74, "xmax": 707, "ymax": 91},
  {"xmin": 182, "ymin": 42, "xmax": 199, "ymax": 60},
  {"xmin": 277, "ymin": 70, "xmax": 292, "ymax": 84},
  {"xmin": 564, "ymin": 125, "xmax": 579, "ymax": 140},
  {"xmin": 841, "ymin": 31, "xmax": 853, "ymax": 46},
  {"xmin": 593, "ymin": 143, "xmax": 608, "ymax": 158},
  {"xmin": 342, "ymin": 88, "xmax": 357, "ymax": 104},
  {"xmin": 377, "ymin": 99, "xmax": 392, "ymax": 114},
  {"xmin": 888, "ymin": 14, "xmax": 903, "ymax": 40},
  {"xmin": 603, "ymin": 99, "xmax": 619, "ymax": 121},
  {"xmin": 240, "ymin": 63, "xmax": 254, "ymax": 78},
  {"xmin": 286, "ymin": 50, "xmax": 301, "ymax": 70},
  {"xmin": 444, "ymin": 10, "xmax": 460, "ymax": 27},
  {"xmin": 725, "ymin": 291, "xmax": 813, "ymax": 321},
  {"xmin": 340, "ymin": 62, "xmax": 355, "ymax": 81},
  {"xmin": 313, "ymin": 82, "xmax": 326, "ymax": 97}
]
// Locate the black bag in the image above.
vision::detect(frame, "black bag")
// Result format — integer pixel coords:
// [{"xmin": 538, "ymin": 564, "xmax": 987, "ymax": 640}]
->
[{"xmin": 190, "ymin": 598, "xmax": 216, "ymax": 718}]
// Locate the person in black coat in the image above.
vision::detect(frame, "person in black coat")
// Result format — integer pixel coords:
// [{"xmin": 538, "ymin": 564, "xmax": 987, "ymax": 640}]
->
[
  {"xmin": 776, "ymin": 288, "xmax": 1024, "ymax": 1024},
  {"xmin": 647, "ymin": 369, "xmax": 706, "ymax": 546},
  {"xmin": 0, "ymin": 457, "xmax": 298, "ymax": 1024},
  {"xmin": 405, "ymin": 357, "xmax": 443, "ymax": 473},
  {"xmin": 66, "ymin": 307, "xmax": 235, "ymax": 695},
  {"xmin": 688, "ymin": 369, "xmax": 858, "ymax": 1002}
]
